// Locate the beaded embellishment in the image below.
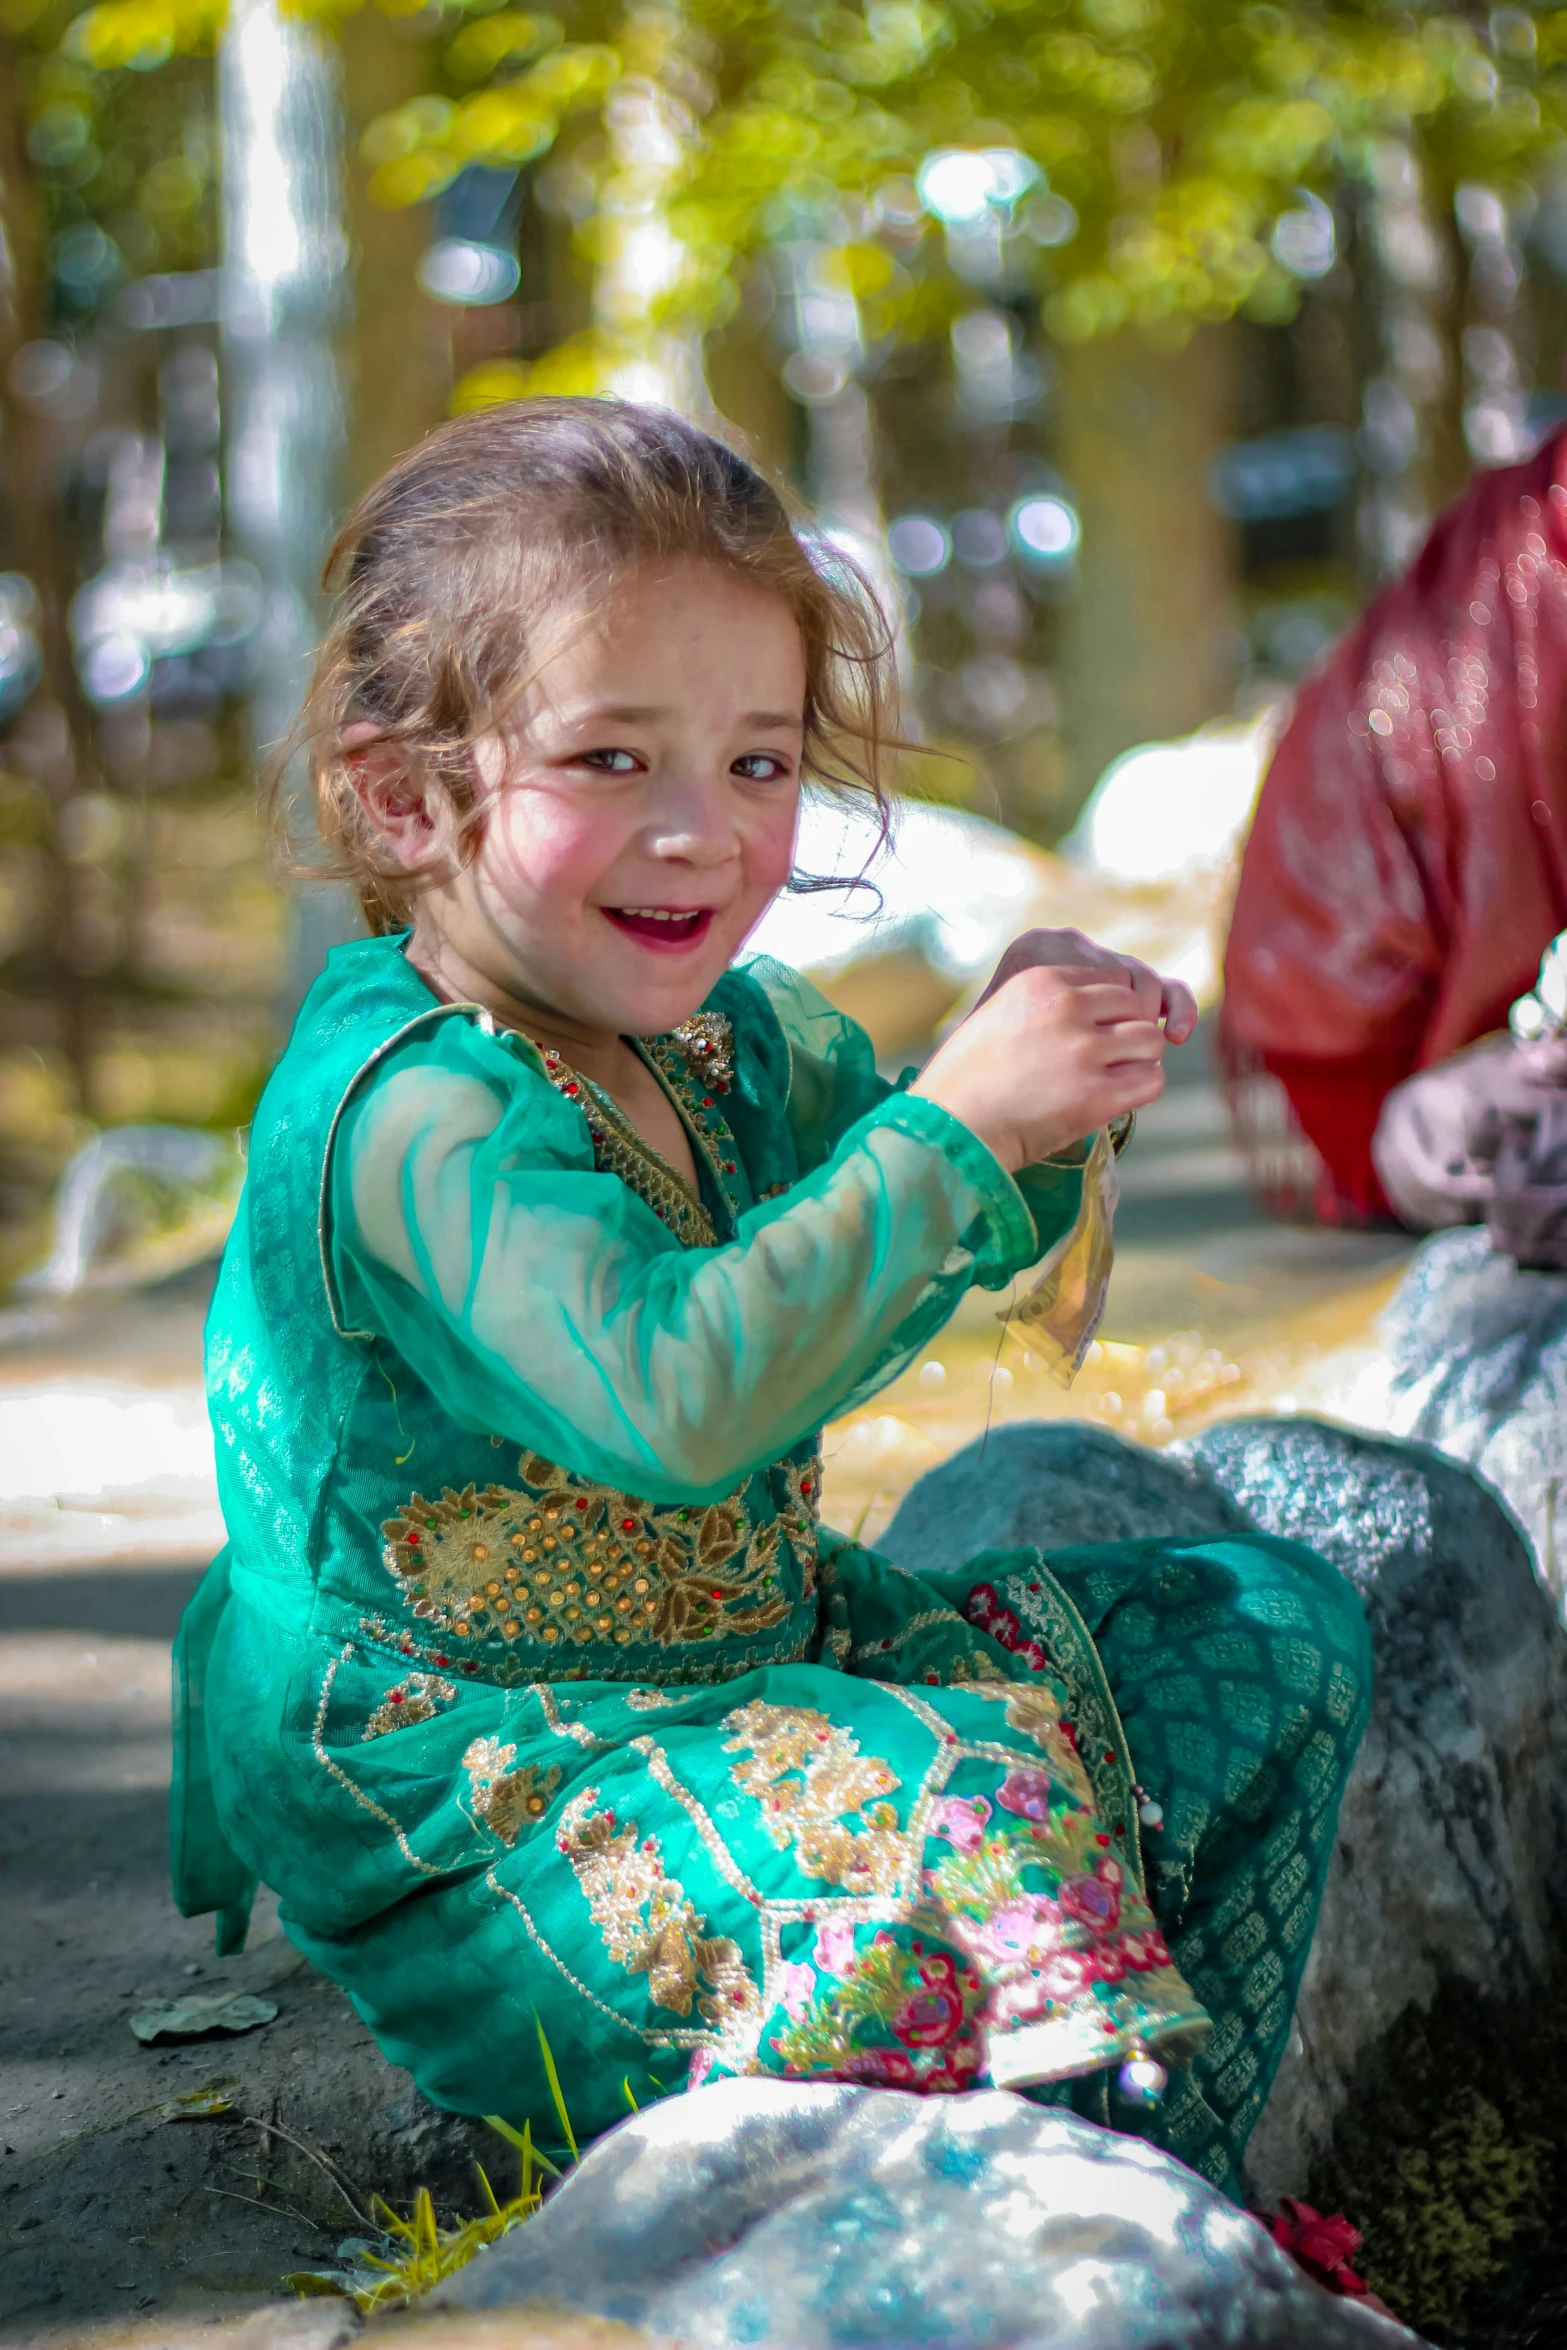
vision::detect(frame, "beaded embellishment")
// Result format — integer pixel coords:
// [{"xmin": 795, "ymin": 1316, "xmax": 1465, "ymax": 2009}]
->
[
  {"xmin": 723, "ymin": 1700, "xmax": 905, "ymax": 1895},
  {"xmin": 462, "ymin": 1737, "xmax": 563, "ymax": 1844},
  {"xmin": 362, "ymin": 1669, "xmax": 456, "ymax": 1740},
  {"xmin": 528, "ymin": 1011, "xmax": 745, "ymax": 1245},
  {"xmin": 380, "ymin": 1448, "xmax": 821, "ymax": 1657},
  {"xmin": 557, "ymin": 1786, "xmax": 763, "ymax": 2032}
]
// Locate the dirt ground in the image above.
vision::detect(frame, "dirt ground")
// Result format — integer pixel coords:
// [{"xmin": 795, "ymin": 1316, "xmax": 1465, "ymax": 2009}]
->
[{"xmin": 0, "ymin": 1028, "xmax": 1417, "ymax": 2346}]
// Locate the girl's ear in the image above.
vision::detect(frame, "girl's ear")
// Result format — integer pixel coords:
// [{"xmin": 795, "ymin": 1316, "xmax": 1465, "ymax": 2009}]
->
[{"xmin": 345, "ymin": 734, "xmax": 443, "ymax": 873}]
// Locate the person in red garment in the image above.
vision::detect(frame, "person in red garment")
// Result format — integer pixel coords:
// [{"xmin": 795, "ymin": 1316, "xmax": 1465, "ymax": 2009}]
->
[{"xmin": 1223, "ymin": 429, "xmax": 1567, "ymax": 1224}]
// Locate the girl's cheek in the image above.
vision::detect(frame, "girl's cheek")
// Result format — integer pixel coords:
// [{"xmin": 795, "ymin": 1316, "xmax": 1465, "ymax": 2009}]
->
[
  {"xmin": 747, "ymin": 793, "xmax": 803, "ymax": 892},
  {"xmin": 484, "ymin": 792, "xmax": 613, "ymax": 903}
]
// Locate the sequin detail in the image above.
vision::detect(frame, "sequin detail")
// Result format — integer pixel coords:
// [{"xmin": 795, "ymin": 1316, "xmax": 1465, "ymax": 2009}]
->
[
  {"xmin": 668, "ymin": 1011, "xmax": 735, "ymax": 1094},
  {"xmin": 723, "ymin": 1701, "xmax": 905, "ymax": 1895},
  {"xmin": 380, "ymin": 1449, "xmax": 820, "ymax": 1662},
  {"xmin": 462, "ymin": 1738, "xmax": 563, "ymax": 1844},
  {"xmin": 557, "ymin": 1787, "xmax": 763, "ymax": 2040},
  {"xmin": 362, "ymin": 1670, "xmax": 456, "ymax": 1740}
]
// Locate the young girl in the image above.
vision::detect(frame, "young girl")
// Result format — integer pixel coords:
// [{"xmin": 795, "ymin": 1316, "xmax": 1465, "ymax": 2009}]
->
[{"xmin": 174, "ymin": 399, "xmax": 1369, "ymax": 2204}]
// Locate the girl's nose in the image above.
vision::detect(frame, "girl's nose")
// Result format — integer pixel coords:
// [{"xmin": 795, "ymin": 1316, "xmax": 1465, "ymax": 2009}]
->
[{"xmin": 642, "ymin": 776, "xmax": 743, "ymax": 866}]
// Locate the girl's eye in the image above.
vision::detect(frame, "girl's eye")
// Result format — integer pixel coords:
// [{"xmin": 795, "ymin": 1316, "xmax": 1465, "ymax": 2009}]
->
[
  {"xmin": 580, "ymin": 748, "xmax": 641, "ymax": 774},
  {"xmin": 732, "ymin": 753, "xmax": 793, "ymax": 782}
]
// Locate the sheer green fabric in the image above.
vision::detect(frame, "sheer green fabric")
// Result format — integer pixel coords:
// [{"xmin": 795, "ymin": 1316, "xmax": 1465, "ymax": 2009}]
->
[
  {"xmin": 174, "ymin": 933, "xmax": 1369, "ymax": 2204},
  {"xmin": 330, "ymin": 960, "xmax": 1048, "ymax": 1505}
]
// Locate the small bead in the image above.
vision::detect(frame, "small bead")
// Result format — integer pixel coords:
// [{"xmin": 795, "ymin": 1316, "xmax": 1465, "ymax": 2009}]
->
[{"xmin": 1117, "ymin": 2055, "xmax": 1168, "ymax": 2108}]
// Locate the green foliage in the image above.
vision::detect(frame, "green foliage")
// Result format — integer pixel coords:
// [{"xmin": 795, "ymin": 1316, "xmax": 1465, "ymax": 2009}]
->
[{"xmin": 16, "ymin": 0, "xmax": 1567, "ymax": 381}]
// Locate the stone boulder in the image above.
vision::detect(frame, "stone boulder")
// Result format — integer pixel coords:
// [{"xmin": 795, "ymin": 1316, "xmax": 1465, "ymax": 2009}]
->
[
  {"xmin": 881, "ymin": 1417, "xmax": 1567, "ymax": 2210},
  {"xmin": 444, "ymin": 2076, "xmax": 1413, "ymax": 2346},
  {"xmin": 1359, "ymin": 1224, "xmax": 1567, "ymax": 1611}
]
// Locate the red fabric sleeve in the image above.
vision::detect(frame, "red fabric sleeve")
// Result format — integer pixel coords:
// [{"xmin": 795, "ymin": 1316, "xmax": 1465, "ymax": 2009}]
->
[{"xmin": 1224, "ymin": 432, "xmax": 1567, "ymax": 1206}]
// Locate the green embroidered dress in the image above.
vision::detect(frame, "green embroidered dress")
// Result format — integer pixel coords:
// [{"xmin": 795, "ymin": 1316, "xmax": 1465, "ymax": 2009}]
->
[{"xmin": 175, "ymin": 935, "xmax": 1370, "ymax": 2197}]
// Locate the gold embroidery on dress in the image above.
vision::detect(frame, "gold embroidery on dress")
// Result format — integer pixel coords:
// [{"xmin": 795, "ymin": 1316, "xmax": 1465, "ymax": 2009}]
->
[
  {"xmin": 527, "ymin": 1012, "xmax": 741, "ymax": 1247},
  {"xmin": 957, "ymin": 1659, "xmax": 1107, "ymax": 1808},
  {"xmin": 381, "ymin": 1450, "xmax": 812, "ymax": 1656},
  {"xmin": 363, "ymin": 1670, "xmax": 457, "ymax": 1739},
  {"xmin": 947, "ymin": 1649, "xmax": 1010, "ymax": 1684},
  {"xmin": 312, "ymin": 1648, "xmax": 447, "ymax": 1879},
  {"xmin": 668, "ymin": 1011, "xmax": 735, "ymax": 1093},
  {"xmin": 462, "ymin": 1738, "xmax": 563, "ymax": 1844},
  {"xmin": 557, "ymin": 1788, "xmax": 762, "ymax": 2039},
  {"xmin": 723, "ymin": 1700, "xmax": 906, "ymax": 1895}
]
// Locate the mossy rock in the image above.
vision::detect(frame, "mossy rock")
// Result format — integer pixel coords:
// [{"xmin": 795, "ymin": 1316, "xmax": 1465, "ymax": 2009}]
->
[{"xmin": 1307, "ymin": 1951, "xmax": 1567, "ymax": 2343}]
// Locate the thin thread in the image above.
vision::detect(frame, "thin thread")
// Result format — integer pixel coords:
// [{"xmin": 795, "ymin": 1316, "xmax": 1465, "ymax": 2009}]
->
[
  {"xmin": 978, "ymin": 1279, "xmax": 1017, "ymax": 1464},
  {"xmin": 373, "ymin": 1344, "xmax": 416, "ymax": 1466}
]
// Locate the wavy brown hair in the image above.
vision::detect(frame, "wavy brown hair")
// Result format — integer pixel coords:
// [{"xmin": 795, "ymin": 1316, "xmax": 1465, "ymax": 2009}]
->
[{"xmin": 280, "ymin": 397, "xmax": 899, "ymax": 932}]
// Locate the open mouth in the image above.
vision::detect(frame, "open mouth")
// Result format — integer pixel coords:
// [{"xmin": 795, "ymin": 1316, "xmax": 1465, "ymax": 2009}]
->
[{"xmin": 602, "ymin": 907, "xmax": 715, "ymax": 949}]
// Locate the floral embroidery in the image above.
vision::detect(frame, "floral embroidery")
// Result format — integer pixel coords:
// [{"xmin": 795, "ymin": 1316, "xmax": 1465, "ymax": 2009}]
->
[
  {"xmin": 723, "ymin": 1700, "xmax": 906, "ymax": 1895},
  {"xmin": 462, "ymin": 1738, "xmax": 562, "ymax": 1844},
  {"xmin": 379, "ymin": 1449, "xmax": 813, "ymax": 1661},
  {"xmin": 921, "ymin": 1783, "xmax": 1202, "ymax": 2078},
  {"xmin": 362, "ymin": 1670, "xmax": 456, "ymax": 1740},
  {"xmin": 929, "ymin": 1794, "xmax": 991, "ymax": 1852},
  {"xmin": 768, "ymin": 1929, "xmax": 986, "ymax": 2093},
  {"xmin": 557, "ymin": 1789, "xmax": 762, "ymax": 2042},
  {"xmin": 964, "ymin": 1580, "xmax": 1052, "ymax": 1675}
]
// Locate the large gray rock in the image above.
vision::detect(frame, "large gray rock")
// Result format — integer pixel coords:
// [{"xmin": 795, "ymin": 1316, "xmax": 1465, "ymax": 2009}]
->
[
  {"xmin": 1368, "ymin": 1224, "xmax": 1567, "ymax": 1609},
  {"xmin": 882, "ymin": 1417, "xmax": 1567, "ymax": 2203},
  {"xmin": 881, "ymin": 1417, "xmax": 1252, "ymax": 1564},
  {"xmin": 446, "ymin": 2076, "xmax": 1412, "ymax": 2346}
]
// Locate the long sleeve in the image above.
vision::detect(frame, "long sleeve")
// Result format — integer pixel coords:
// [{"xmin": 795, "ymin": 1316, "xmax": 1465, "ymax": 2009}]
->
[
  {"xmin": 329, "ymin": 1003, "xmax": 1046, "ymax": 1505},
  {"xmin": 740, "ymin": 955, "xmax": 1086, "ymax": 1265}
]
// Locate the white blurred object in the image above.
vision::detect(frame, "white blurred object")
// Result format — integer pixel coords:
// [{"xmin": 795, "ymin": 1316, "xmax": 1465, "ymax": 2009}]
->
[
  {"xmin": 1062, "ymin": 715, "xmax": 1278, "ymax": 888},
  {"xmin": 747, "ymin": 791, "xmax": 1047, "ymax": 983},
  {"xmin": 1511, "ymin": 929, "xmax": 1567, "ymax": 1041},
  {"xmin": 749, "ymin": 710, "xmax": 1285, "ymax": 1048},
  {"xmin": 0, "ymin": 1380, "xmax": 214, "ymax": 1503}
]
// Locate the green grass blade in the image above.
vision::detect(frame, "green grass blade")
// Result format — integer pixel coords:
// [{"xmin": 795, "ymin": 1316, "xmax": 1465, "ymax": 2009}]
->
[
  {"xmin": 484, "ymin": 2112, "xmax": 562, "ymax": 2181},
  {"xmin": 533, "ymin": 2012, "xmax": 579, "ymax": 2164},
  {"xmin": 621, "ymin": 2075, "xmax": 639, "ymax": 2114}
]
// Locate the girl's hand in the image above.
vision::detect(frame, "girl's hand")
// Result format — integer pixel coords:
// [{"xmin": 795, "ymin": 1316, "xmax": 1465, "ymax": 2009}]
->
[
  {"xmin": 975, "ymin": 927, "xmax": 1199, "ymax": 1043},
  {"xmin": 909, "ymin": 929, "xmax": 1195, "ymax": 1174}
]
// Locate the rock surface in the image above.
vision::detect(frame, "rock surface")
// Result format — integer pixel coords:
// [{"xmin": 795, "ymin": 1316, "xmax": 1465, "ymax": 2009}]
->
[
  {"xmin": 882, "ymin": 1415, "xmax": 1567, "ymax": 2203},
  {"xmin": 445, "ymin": 2076, "xmax": 1411, "ymax": 2346},
  {"xmin": 1363, "ymin": 1225, "xmax": 1567, "ymax": 1609}
]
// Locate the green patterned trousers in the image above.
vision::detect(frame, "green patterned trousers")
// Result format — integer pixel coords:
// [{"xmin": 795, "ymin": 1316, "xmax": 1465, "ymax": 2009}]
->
[{"xmin": 980, "ymin": 1533, "xmax": 1373, "ymax": 2196}]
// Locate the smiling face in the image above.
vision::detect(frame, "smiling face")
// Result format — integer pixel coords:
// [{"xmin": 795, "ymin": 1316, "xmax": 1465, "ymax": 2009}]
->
[{"xmin": 391, "ymin": 557, "xmax": 807, "ymax": 1042}]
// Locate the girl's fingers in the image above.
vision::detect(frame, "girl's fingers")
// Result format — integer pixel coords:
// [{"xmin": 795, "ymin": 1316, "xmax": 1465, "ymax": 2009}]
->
[
  {"xmin": 1039, "ymin": 982, "xmax": 1161, "ymax": 1028},
  {"xmin": 1161, "ymin": 979, "xmax": 1200, "ymax": 1044},
  {"xmin": 1114, "ymin": 955, "xmax": 1165, "ymax": 1022}
]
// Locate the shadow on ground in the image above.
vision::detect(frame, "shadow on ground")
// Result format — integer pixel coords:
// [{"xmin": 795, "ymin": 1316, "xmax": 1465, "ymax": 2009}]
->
[{"xmin": 0, "ymin": 1575, "xmax": 496, "ymax": 2348}]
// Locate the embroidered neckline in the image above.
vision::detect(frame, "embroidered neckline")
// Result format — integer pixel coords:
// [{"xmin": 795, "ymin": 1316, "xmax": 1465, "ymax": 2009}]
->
[{"xmin": 527, "ymin": 1013, "xmax": 745, "ymax": 1247}]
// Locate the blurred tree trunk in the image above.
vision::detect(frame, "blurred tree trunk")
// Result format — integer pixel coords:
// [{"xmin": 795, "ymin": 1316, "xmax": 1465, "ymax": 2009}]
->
[
  {"xmin": 0, "ymin": 40, "xmax": 103, "ymax": 1111},
  {"xmin": 338, "ymin": 5, "xmax": 449, "ymax": 503},
  {"xmin": 1057, "ymin": 323, "xmax": 1237, "ymax": 812},
  {"xmin": 220, "ymin": 0, "xmax": 358, "ymax": 1027}
]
